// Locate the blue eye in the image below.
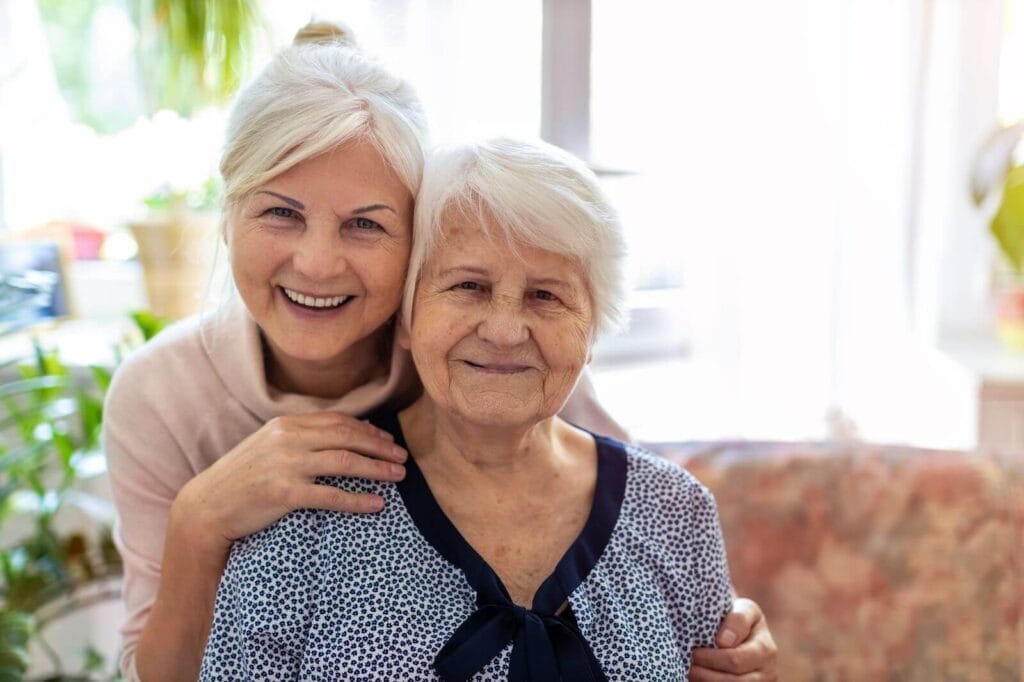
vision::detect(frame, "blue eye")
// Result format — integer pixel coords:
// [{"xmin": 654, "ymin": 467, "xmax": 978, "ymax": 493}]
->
[
  {"xmin": 534, "ymin": 290, "xmax": 558, "ymax": 302},
  {"xmin": 352, "ymin": 217, "xmax": 381, "ymax": 230},
  {"xmin": 456, "ymin": 282, "xmax": 481, "ymax": 291},
  {"xmin": 266, "ymin": 207, "xmax": 299, "ymax": 220}
]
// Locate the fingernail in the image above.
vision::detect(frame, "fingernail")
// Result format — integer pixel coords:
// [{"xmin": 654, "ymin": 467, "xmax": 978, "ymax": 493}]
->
[
  {"xmin": 389, "ymin": 463, "xmax": 405, "ymax": 479},
  {"xmin": 719, "ymin": 629, "xmax": 737, "ymax": 647},
  {"xmin": 392, "ymin": 445, "xmax": 408, "ymax": 460},
  {"xmin": 369, "ymin": 497, "xmax": 385, "ymax": 512}
]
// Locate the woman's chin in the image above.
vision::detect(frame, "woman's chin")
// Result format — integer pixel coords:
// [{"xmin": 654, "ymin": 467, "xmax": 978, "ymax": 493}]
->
[
  {"xmin": 260, "ymin": 314, "xmax": 388, "ymax": 371},
  {"xmin": 267, "ymin": 332, "xmax": 376, "ymax": 371},
  {"xmin": 450, "ymin": 402, "xmax": 551, "ymax": 432}
]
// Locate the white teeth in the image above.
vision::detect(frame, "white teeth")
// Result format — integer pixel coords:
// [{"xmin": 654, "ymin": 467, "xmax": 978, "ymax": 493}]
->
[{"xmin": 283, "ymin": 287, "xmax": 348, "ymax": 309}]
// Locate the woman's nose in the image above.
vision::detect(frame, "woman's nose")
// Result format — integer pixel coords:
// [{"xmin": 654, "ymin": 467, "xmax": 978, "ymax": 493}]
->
[
  {"xmin": 293, "ymin": 223, "xmax": 347, "ymax": 279},
  {"xmin": 477, "ymin": 297, "xmax": 529, "ymax": 347}
]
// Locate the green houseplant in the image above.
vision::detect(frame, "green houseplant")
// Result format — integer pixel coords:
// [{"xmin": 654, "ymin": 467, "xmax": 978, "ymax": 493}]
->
[
  {"xmin": 131, "ymin": 0, "xmax": 263, "ymax": 117},
  {"xmin": 0, "ymin": 4, "xmax": 251, "ymax": 675},
  {"xmin": 38, "ymin": 0, "xmax": 263, "ymax": 130},
  {"xmin": 971, "ymin": 120, "xmax": 1024, "ymax": 349},
  {"xmin": 0, "ymin": 273, "xmax": 167, "ymax": 680}
]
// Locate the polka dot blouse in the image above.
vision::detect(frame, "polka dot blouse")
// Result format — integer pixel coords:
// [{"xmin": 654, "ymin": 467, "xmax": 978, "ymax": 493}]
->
[{"xmin": 200, "ymin": 409, "xmax": 733, "ymax": 680}]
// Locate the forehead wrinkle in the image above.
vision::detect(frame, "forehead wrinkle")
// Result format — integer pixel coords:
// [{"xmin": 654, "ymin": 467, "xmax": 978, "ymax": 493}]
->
[
  {"xmin": 435, "ymin": 264, "xmax": 491, "ymax": 279},
  {"xmin": 428, "ymin": 241, "xmax": 588, "ymax": 293}
]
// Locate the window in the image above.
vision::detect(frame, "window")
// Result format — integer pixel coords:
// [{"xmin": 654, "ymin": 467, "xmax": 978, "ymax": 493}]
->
[
  {"xmin": 583, "ymin": 0, "xmax": 1005, "ymax": 447},
  {"xmin": 587, "ymin": 0, "xmax": 843, "ymax": 441},
  {"xmin": 999, "ymin": 0, "xmax": 1024, "ymax": 125}
]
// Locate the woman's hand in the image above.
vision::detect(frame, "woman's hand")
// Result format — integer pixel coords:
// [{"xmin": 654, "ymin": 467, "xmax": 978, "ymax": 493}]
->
[
  {"xmin": 137, "ymin": 411, "xmax": 405, "ymax": 682},
  {"xmin": 689, "ymin": 598, "xmax": 778, "ymax": 681},
  {"xmin": 172, "ymin": 411, "xmax": 407, "ymax": 557}
]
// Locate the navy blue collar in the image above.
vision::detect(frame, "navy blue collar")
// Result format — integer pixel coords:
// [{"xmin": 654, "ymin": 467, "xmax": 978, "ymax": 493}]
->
[{"xmin": 368, "ymin": 408, "xmax": 627, "ymax": 682}]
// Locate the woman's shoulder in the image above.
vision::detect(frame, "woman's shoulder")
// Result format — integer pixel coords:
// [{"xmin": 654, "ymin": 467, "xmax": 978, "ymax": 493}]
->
[
  {"xmin": 229, "ymin": 479, "xmax": 401, "ymax": 567},
  {"xmin": 598, "ymin": 438, "xmax": 719, "ymax": 532},
  {"xmin": 104, "ymin": 311, "xmax": 225, "ymax": 422},
  {"xmin": 599, "ymin": 437, "xmax": 712, "ymax": 502},
  {"xmin": 112, "ymin": 314, "xmax": 207, "ymax": 380}
]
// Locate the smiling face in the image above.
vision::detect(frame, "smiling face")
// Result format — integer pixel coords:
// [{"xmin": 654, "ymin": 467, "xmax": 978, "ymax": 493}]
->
[
  {"xmin": 227, "ymin": 141, "xmax": 413, "ymax": 391},
  {"xmin": 399, "ymin": 215, "xmax": 595, "ymax": 430}
]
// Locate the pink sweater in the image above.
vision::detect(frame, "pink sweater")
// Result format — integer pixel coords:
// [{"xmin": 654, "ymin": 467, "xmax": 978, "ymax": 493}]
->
[{"xmin": 104, "ymin": 298, "xmax": 617, "ymax": 679}]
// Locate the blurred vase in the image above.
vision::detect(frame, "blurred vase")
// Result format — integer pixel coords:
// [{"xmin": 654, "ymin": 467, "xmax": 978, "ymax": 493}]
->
[{"xmin": 129, "ymin": 205, "xmax": 218, "ymax": 320}]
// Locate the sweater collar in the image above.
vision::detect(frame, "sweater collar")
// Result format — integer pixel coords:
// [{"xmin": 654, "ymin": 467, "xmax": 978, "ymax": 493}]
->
[{"xmin": 199, "ymin": 296, "xmax": 416, "ymax": 422}]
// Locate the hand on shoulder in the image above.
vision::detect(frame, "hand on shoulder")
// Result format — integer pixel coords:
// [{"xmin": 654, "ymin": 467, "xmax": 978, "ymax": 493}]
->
[{"xmin": 171, "ymin": 411, "xmax": 409, "ymax": 555}]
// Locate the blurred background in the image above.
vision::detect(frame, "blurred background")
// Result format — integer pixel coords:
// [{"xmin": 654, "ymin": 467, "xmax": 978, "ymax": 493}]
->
[
  {"xmin": 1, "ymin": 0, "xmax": 1023, "ymax": 679},
  {"xmin": 3, "ymin": 0, "xmax": 1023, "ymax": 448}
]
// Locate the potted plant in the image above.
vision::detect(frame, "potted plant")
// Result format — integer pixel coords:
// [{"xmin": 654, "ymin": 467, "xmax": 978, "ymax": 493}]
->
[
  {"xmin": 971, "ymin": 120, "xmax": 1024, "ymax": 349},
  {"xmin": 129, "ymin": 179, "xmax": 221, "ymax": 320}
]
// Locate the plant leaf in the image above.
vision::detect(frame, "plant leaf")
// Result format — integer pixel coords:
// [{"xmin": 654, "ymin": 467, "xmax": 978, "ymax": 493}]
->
[
  {"xmin": 130, "ymin": 310, "xmax": 171, "ymax": 341},
  {"xmin": 89, "ymin": 365, "xmax": 112, "ymax": 393},
  {"xmin": 0, "ymin": 610, "xmax": 32, "ymax": 680},
  {"xmin": 992, "ymin": 166, "xmax": 1024, "ymax": 275}
]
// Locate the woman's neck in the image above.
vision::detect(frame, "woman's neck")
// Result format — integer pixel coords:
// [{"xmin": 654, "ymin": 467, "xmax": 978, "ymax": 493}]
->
[
  {"xmin": 263, "ymin": 332, "xmax": 387, "ymax": 400},
  {"xmin": 399, "ymin": 395, "xmax": 599, "ymax": 608},
  {"xmin": 399, "ymin": 397, "xmax": 578, "ymax": 488}
]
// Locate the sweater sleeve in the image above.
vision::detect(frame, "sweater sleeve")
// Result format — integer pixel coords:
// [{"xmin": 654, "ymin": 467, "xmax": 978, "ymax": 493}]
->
[{"xmin": 103, "ymin": 350, "xmax": 203, "ymax": 681}]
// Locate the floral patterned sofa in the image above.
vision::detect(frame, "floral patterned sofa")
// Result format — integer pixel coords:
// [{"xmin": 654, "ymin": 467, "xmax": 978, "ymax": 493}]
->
[{"xmin": 655, "ymin": 440, "xmax": 1024, "ymax": 681}]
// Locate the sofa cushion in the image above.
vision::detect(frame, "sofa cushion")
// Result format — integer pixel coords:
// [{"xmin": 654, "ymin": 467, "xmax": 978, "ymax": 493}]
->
[{"xmin": 656, "ymin": 441, "xmax": 1023, "ymax": 680}]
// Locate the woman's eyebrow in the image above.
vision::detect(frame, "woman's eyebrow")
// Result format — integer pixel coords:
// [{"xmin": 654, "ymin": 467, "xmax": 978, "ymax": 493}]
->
[
  {"xmin": 530, "ymin": 277, "xmax": 572, "ymax": 289},
  {"xmin": 438, "ymin": 265, "xmax": 490, "ymax": 278},
  {"xmin": 353, "ymin": 204, "xmax": 396, "ymax": 215},
  {"xmin": 257, "ymin": 190, "xmax": 305, "ymax": 209}
]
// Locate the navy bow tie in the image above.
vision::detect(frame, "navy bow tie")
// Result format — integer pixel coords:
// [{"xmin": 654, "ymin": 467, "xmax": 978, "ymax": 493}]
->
[{"xmin": 434, "ymin": 600, "xmax": 607, "ymax": 682}]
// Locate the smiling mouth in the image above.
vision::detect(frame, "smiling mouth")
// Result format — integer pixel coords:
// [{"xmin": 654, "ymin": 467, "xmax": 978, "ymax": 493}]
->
[
  {"xmin": 280, "ymin": 286, "xmax": 352, "ymax": 309},
  {"xmin": 463, "ymin": 360, "xmax": 531, "ymax": 374}
]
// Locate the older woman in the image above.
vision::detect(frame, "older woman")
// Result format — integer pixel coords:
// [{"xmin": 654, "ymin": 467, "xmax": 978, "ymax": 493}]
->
[
  {"xmin": 107, "ymin": 20, "xmax": 775, "ymax": 682},
  {"xmin": 200, "ymin": 138, "xmax": 735, "ymax": 680}
]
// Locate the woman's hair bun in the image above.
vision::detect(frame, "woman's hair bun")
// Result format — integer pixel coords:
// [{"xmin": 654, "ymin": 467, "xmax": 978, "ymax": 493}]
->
[{"xmin": 292, "ymin": 20, "xmax": 357, "ymax": 47}]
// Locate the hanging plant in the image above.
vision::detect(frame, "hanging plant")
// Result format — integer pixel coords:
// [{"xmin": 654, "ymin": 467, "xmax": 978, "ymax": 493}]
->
[
  {"xmin": 132, "ymin": 0, "xmax": 263, "ymax": 116},
  {"xmin": 37, "ymin": 1, "xmax": 264, "ymax": 132}
]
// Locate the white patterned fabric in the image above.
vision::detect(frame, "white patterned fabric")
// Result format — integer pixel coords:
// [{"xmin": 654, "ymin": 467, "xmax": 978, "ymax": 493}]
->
[{"xmin": 200, "ymin": 409, "xmax": 732, "ymax": 681}]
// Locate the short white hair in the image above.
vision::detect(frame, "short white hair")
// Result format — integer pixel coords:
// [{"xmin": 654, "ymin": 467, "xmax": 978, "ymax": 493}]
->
[
  {"xmin": 404, "ymin": 137, "xmax": 626, "ymax": 336},
  {"xmin": 219, "ymin": 21, "xmax": 427, "ymax": 207}
]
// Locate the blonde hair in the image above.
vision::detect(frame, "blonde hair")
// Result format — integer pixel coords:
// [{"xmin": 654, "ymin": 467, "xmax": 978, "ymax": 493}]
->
[
  {"xmin": 405, "ymin": 137, "xmax": 627, "ymax": 336},
  {"xmin": 219, "ymin": 20, "xmax": 427, "ymax": 209}
]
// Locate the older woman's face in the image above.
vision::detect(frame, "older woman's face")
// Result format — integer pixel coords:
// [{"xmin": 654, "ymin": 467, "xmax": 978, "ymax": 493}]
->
[
  {"xmin": 228, "ymin": 141, "xmax": 413, "ymax": 371},
  {"xmin": 400, "ymin": 217, "xmax": 594, "ymax": 429}
]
